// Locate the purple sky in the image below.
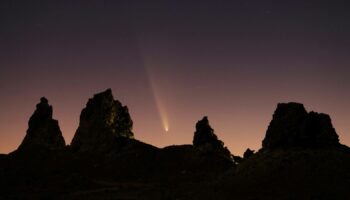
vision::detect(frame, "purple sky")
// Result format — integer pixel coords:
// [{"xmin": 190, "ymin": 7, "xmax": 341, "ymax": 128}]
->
[{"xmin": 1, "ymin": 1, "xmax": 349, "ymax": 155}]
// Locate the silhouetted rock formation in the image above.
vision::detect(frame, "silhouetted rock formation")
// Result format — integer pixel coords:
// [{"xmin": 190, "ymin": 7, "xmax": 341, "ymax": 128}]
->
[
  {"xmin": 243, "ymin": 148, "xmax": 255, "ymax": 159},
  {"xmin": 3, "ymin": 99, "xmax": 350, "ymax": 200},
  {"xmin": 193, "ymin": 116, "xmax": 231, "ymax": 158},
  {"xmin": 71, "ymin": 89, "xmax": 134, "ymax": 153},
  {"xmin": 262, "ymin": 102, "xmax": 339, "ymax": 150},
  {"xmin": 17, "ymin": 97, "xmax": 65, "ymax": 150}
]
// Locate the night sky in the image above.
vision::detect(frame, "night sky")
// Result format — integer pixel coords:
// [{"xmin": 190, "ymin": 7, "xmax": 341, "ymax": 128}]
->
[{"xmin": 1, "ymin": 1, "xmax": 349, "ymax": 155}]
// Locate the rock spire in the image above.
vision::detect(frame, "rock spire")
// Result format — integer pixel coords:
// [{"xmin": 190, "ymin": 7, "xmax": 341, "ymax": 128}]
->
[
  {"xmin": 18, "ymin": 97, "xmax": 65, "ymax": 150},
  {"xmin": 71, "ymin": 89, "xmax": 134, "ymax": 153},
  {"xmin": 193, "ymin": 116, "xmax": 231, "ymax": 158},
  {"xmin": 262, "ymin": 102, "xmax": 339, "ymax": 150}
]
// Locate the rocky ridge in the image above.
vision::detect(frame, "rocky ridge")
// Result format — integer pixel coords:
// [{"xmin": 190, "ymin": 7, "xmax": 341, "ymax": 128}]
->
[{"xmin": 1, "ymin": 92, "xmax": 349, "ymax": 200}]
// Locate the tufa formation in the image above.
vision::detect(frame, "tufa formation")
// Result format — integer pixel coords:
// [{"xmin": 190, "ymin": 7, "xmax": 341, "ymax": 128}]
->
[
  {"xmin": 17, "ymin": 97, "xmax": 65, "ymax": 150},
  {"xmin": 193, "ymin": 116, "xmax": 231, "ymax": 158},
  {"xmin": 71, "ymin": 89, "xmax": 134, "ymax": 153},
  {"xmin": 262, "ymin": 102, "xmax": 339, "ymax": 150},
  {"xmin": 5, "ymin": 93, "xmax": 350, "ymax": 199},
  {"xmin": 243, "ymin": 148, "xmax": 255, "ymax": 159}
]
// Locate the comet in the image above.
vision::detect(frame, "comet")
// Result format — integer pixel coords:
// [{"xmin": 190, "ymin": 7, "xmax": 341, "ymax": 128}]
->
[
  {"xmin": 137, "ymin": 36, "xmax": 170, "ymax": 133},
  {"xmin": 146, "ymin": 67, "xmax": 170, "ymax": 133}
]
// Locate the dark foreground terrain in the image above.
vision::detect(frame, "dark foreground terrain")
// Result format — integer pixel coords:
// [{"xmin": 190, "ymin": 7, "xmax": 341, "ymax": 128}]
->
[{"xmin": 1, "ymin": 89, "xmax": 349, "ymax": 200}]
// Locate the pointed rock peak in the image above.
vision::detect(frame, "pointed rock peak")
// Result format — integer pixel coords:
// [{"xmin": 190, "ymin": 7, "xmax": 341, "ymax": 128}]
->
[
  {"xmin": 193, "ymin": 116, "xmax": 231, "ymax": 158},
  {"xmin": 40, "ymin": 97, "xmax": 49, "ymax": 104},
  {"xmin": 262, "ymin": 102, "xmax": 339, "ymax": 150},
  {"xmin": 71, "ymin": 89, "xmax": 134, "ymax": 153},
  {"xmin": 196, "ymin": 116, "xmax": 213, "ymax": 139},
  {"xmin": 29, "ymin": 97, "xmax": 53, "ymax": 125},
  {"xmin": 243, "ymin": 148, "xmax": 255, "ymax": 159},
  {"xmin": 17, "ymin": 97, "xmax": 65, "ymax": 151}
]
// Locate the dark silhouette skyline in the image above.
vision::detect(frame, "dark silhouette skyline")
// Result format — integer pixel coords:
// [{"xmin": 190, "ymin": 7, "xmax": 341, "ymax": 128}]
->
[
  {"xmin": 1, "ymin": 89, "xmax": 349, "ymax": 199},
  {"xmin": 0, "ymin": 1, "xmax": 349, "ymax": 155}
]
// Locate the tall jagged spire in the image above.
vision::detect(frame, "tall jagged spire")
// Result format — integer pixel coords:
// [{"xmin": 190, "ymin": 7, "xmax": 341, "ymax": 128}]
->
[
  {"xmin": 17, "ymin": 97, "xmax": 65, "ymax": 150},
  {"xmin": 71, "ymin": 89, "xmax": 134, "ymax": 153},
  {"xmin": 193, "ymin": 116, "xmax": 231, "ymax": 158}
]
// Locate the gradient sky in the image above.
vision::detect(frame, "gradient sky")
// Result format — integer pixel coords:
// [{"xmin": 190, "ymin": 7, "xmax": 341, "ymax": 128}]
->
[{"xmin": 1, "ymin": 1, "xmax": 349, "ymax": 155}]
